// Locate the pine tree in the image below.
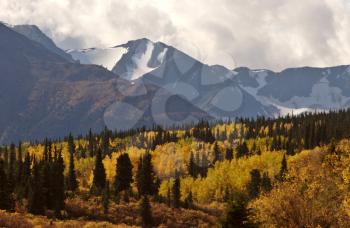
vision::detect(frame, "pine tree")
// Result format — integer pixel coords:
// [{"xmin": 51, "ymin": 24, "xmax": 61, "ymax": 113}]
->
[
  {"xmin": 136, "ymin": 152, "xmax": 157, "ymax": 196},
  {"xmin": 225, "ymin": 147, "xmax": 234, "ymax": 161},
  {"xmin": 187, "ymin": 152, "xmax": 196, "ymax": 177},
  {"xmin": 67, "ymin": 136, "xmax": 78, "ymax": 192},
  {"xmin": 16, "ymin": 142, "xmax": 23, "ymax": 184},
  {"xmin": 279, "ymin": 154, "xmax": 288, "ymax": 181},
  {"xmin": 236, "ymin": 142, "xmax": 249, "ymax": 158},
  {"xmin": 20, "ymin": 152, "xmax": 31, "ymax": 199},
  {"xmin": 0, "ymin": 160, "xmax": 13, "ymax": 211},
  {"xmin": 42, "ymin": 159, "xmax": 53, "ymax": 209},
  {"xmin": 53, "ymin": 149, "xmax": 65, "ymax": 217},
  {"xmin": 213, "ymin": 142, "xmax": 220, "ymax": 163},
  {"xmin": 114, "ymin": 153, "xmax": 133, "ymax": 196},
  {"xmin": 219, "ymin": 197, "xmax": 256, "ymax": 228},
  {"xmin": 172, "ymin": 177, "xmax": 181, "ymax": 208},
  {"xmin": 184, "ymin": 191, "xmax": 193, "ymax": 209},
  {"xmin": 91, "ymin": 148, "xmax": 106, "ymax": 194},
  {"xmin": 88, "ymin": 129, "xmax": 95, "ymax": 157},
  {"xmin": 102, "ymin": 127, "xmax": 110, "ymax": 156},
  {"xmin": 139, "ymin": 195, "xmax": 153, "ymax": 228},
  {"xmin": 8, "ymin": 144, "xmax": 16, "ymax": 192},
  {"xmin": 261, "ymin": 172, "xmax": 272, "ymax": 192},
  {"xmin": 28, "ymin": 160, "xmax": 45, "ymax": 215},
  {"xmin": 102, "ymin": 181, "xmax": 110, "ymax": 215},
  {"xmin": 247, "ymin": 169, "xmax": 261, "ymax": 199}
]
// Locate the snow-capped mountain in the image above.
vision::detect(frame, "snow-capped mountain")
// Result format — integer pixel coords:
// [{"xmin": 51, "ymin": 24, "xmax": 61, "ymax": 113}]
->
[
  {"xmin": 68, "ymin": 38, "xmax": 169, "ymax": 81},
  {"xmin": 69, "ymin": 38, "xmax": 350, "ymax": 119}
]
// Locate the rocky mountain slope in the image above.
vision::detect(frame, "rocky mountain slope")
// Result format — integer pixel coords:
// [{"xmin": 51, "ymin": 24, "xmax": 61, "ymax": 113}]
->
[{"xmin": 0, "ymin": 23, "xmax": 211, "ymax": 143}]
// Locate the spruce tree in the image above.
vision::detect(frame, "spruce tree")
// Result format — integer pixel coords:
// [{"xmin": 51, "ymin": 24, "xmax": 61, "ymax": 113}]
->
[
  {"xmin": 20, "ymin": 152, "xmax": 31, "ymax": 199},
  {"xmin": 136, "ymin": 152, "xmax": 157, "ymax": 196},
  {"xmin": 102, "ymin": 127, "xmax": 110, "ymax": 156},
  {"xmin": 172, "ymin": 177, "xmax": 181, "ymax": 208},
  {"xmin": 53, "ymin": 149, "xmax": 65, "ymax": 217},
  {"xmin": 42, "ymin": 160, "xmax": 53, "ymax": 209},
  {"xmin": 16, "ymin": 142, "xmax": 23, "ymax": 184},
  {"xmin": 88, "ymin": 129, "xmax": 95, "ymax": 157},
  {"xmin": 188, "ymin": 152, "xmax": 196, "ymax": 177},
  {"xmin": 8, "ymin": 144, "xmax": 16, "ymax": 192},
  {"xmin": 102, "ymin": 181, "xmax": 110, "ymax": 215},
  {"xmin": 139, "ymin": 195, "xmax": 153, "ymax": 228},
  {"xmin": 114, "ymin": 153, "xmax": 133, "ymax": 196},
  {"xmin": 91, "ymin": 148, "xmax": 106, "ymax": 194},
  {"xmin": 247, "ymin": 169, "xmax": 261, "ymax": 199},
  {"xmin": 279, "ymin": 154, "xmax": 287, "ymax": 181},
  {"xmin": 213, "ymin": 142, "xmax": 220, "ymax": 163},
  {"xmin": 261, "ymin": 172, "xmax": 272, "ymax": 192},
  {"xmin": 67, "ymin": 138, "xmax": 78, "ymax": 192},
  {"xmin": 219, "ymin": 197, "xmax": 256, "ymax": 228},
  {"xmin": 0, "ymin": 160, "xmax": 13, "ymax": 211},
  {"xmin": 184, "ymin": 191, "xmax": 193, "ymax": 209},
  {"xmin": 225, "ymin": 147, "xmax": 234, "ymax": 161},
  {"xmin": 28, "ymin": 160, "xmax": 45, "ymax": 215},
  {"xmin": 236, "ymin": 142, "xmax": 249, "ymax": 158}
]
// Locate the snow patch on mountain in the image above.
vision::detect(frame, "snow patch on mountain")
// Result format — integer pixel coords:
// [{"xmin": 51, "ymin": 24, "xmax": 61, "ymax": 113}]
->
[
  {"xmin": 274, "ymin": 77, "xmax": 350, "ymax": 109},
  {"xmin": 68, "ymin": 47, "xmax": 127, "ymax": 70},
  {"xmin": 124, "ymin": 40, "xmax": 157, "ymax": 80}
]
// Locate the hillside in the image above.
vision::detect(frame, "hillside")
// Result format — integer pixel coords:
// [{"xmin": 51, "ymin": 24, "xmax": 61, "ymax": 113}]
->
[{"xmin": 1, "ymin": 109, "xmax": 350, "ymax": 226}]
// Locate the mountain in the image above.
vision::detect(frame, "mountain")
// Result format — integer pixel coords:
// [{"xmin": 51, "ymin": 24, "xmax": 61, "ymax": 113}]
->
[
  {"xmin": 0, "ymin": 23, "xmax": 211, "ymax": 143},
  {"xmin": 69, "ymin": 38, "xmax": 350, "ymax": 118},
  {"xmin": 10, "ymin": 24, "xmax": 74, "ymax": 62}
]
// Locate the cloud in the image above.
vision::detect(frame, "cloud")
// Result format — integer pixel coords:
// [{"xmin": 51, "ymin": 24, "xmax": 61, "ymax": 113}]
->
[{"xmin": 0, "ymin": 0, "xmax": 349, "ymax": 71}]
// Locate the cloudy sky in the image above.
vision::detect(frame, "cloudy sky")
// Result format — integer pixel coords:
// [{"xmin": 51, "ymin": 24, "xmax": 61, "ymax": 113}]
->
[{"xmin": 1, "ymin": 0, "xmax": 349, "ymax": 71}]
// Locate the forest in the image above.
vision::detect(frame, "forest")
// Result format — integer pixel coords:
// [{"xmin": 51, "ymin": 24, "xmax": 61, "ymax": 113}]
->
[{"xmin": 1, "ymin": 109, "xmax": 350, "ymax": 227}]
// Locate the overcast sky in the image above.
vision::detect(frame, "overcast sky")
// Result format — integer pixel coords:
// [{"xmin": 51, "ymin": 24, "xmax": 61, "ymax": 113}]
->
[{"xmin": 1, "ymin": 0, "xmax": 349, "ymax": 71}]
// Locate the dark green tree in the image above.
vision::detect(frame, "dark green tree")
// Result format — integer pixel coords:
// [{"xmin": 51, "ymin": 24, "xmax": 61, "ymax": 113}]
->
[
  {"xmin": 67, "ymin": 135, "xmax": 78, "ymax": 192},
  {"xmin": 172, "ymin": 177, "xmax": 181, "ymax": 208},
  {"xmin": 187, "ymin": 152, "xmax": 196, "ymax": 177},
  {"xmin": 219, "ymin": 197, "xmax": 256, "ymax": 228},
  {"xmin": 0, "ymin": 160, "xmax": 13, "ymax": 211},
  {"xmin": 91, "ymin": 148, "xmax": 106, "ymax": 194},
  {"xmin": 247, "ymin": 169, "xmax": 261, "ymax": 199},
  {"xmin": 139, "ymin": 195, "xmax": 153, "ymax": 228},
  {"xmin": 114, "ymin": 153, "xmax": 133, "ymax": 196},
  {"xmin": 28, "ymin": 160, "xmax": 45, "ymax": 215},
  {"xmin": 278, "ymin": 154, "xmax": 288, "ymax": 181},
  {"xmin": 88, "ymin": 129, "xmax": 95, "ymax": 157},
  {"xmin": 53, "ymin": 149, "xmax": 65, "ymax": 217},
  {"xmin": 261, "ymin": 172, "xmax": 272, "ymax": 192},
  {"xmin": 102, "ymin": 181, "xmax": 110, "ymax": 215},
  {"xmin": 236, "ymin": 142, "xmax": 249, "ymax": 158},
  {"xmin": 8, "ymin": 144, "xmax": 16, "ymax": 192},
  {"xmin": 183, "ymin": 191, "xmax": 193, "ymax": 209},
  {"xmin": 225, "ymin": 147, "xmax": 234, "ymax": 161},
  {"xmin": 136, "ymin": 152, "xmax": 157, "ymax": 196},
  {"xmin": 213, "ymin": 142, "xmax": 220, "ymax": 163}
]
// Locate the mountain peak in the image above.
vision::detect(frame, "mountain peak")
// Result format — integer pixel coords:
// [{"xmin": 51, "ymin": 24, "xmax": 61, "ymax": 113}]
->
[{"xmin": 10, "ymin": 24, "xmax": 74, "ymax": 62}]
